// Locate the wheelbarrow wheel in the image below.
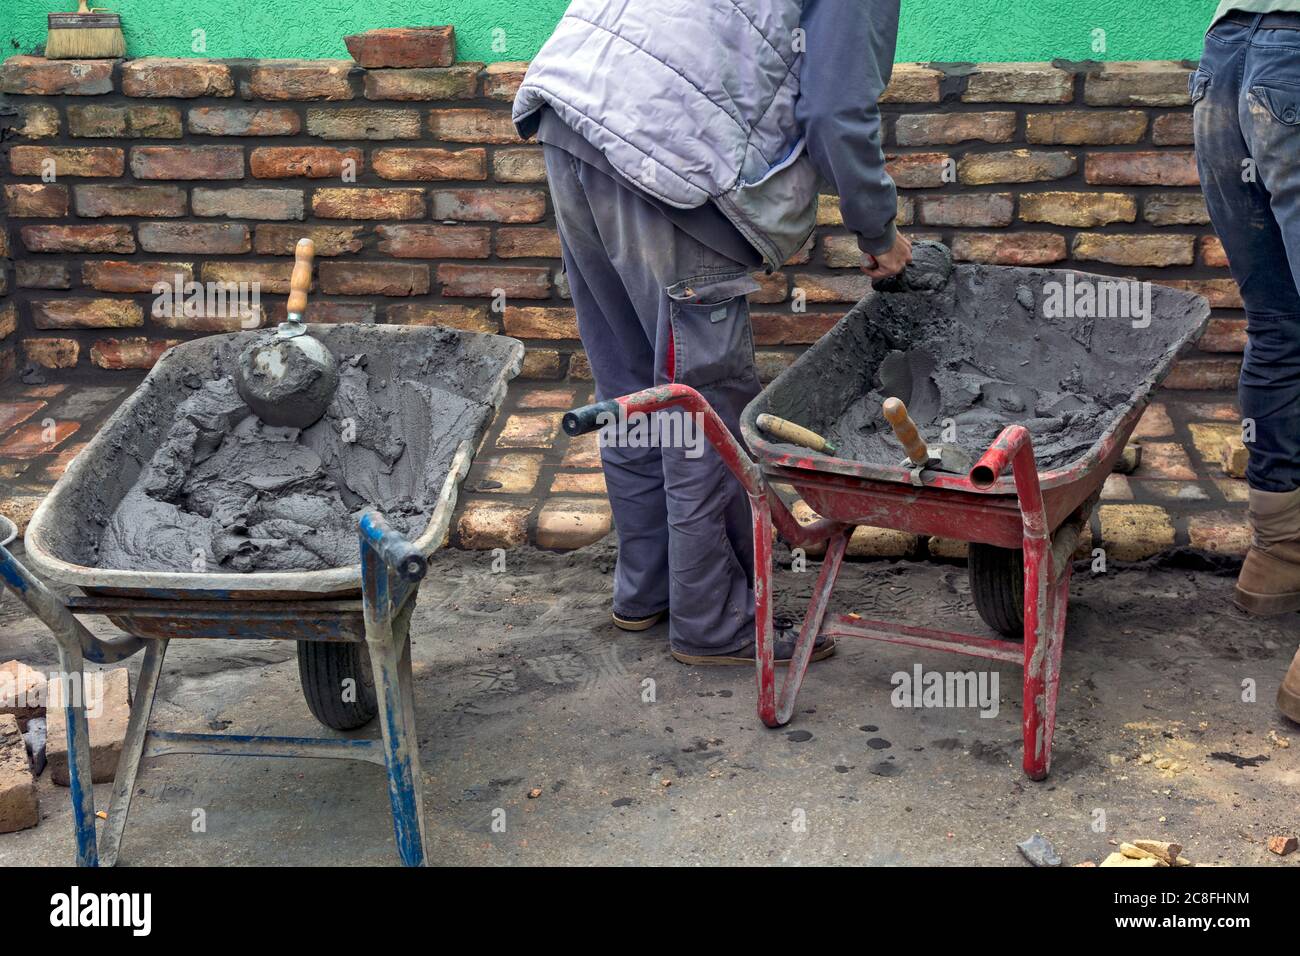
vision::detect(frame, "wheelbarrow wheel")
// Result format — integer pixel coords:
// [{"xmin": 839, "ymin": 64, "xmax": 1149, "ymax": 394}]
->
[
  {"xmin": 297, "ymin": 641, "xmax": 378, "ymax": 730},
  {"xmin": 968, "ymin": 543, "xmax": 1024, "ymax": 638}
]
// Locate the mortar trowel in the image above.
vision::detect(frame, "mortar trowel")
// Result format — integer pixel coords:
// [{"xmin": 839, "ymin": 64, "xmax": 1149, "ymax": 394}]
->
[{"xmin": 882, "ymin": 397, "xmax": 973, "ymax": 485}]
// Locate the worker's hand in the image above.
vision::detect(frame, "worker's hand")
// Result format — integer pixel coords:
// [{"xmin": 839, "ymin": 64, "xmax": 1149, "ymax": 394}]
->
[{"xmin": 860, "ymin": 233, "xmax": 912, "ymax": 280}]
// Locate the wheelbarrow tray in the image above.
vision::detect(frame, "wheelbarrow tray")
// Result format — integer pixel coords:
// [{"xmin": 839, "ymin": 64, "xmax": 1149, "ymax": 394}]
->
[
  {"xmin": 24, "ymin": 324, "xmax": 523, "ymax": 601},
  {"xmin": 741, "ymin": 264, "xmax": 1210, "ymax": 541}
]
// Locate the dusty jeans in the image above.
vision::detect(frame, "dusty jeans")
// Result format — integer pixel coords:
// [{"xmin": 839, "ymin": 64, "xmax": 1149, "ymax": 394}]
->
[
  {"xmin": 1193, "ymin": 11, "xmax": 1300, "ymax": 492},
  {"xmin": 543, "ymin": 144, "xmax": 762, "ymax": 655}
]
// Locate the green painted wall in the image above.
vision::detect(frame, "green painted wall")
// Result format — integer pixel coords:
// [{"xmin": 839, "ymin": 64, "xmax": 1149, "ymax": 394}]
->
[{"xmin": 4, "ymin": 0, "xmax": 1218, "ymax": 64}]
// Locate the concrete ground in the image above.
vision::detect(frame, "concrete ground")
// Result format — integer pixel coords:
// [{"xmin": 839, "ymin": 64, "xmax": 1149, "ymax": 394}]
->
[{"xmin": 0, "ymin": 536, "xmax": 1296, "ymax": 867}]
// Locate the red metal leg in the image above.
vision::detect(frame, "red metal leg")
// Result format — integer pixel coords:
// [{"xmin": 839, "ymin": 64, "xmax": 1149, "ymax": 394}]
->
[
  {"xmin": 774, "ymin": 528, "xmax": 848, "ymax": 726},
  {"xmin": 752, "ymin": 491, "xmax": 778, "ymax": 727}
]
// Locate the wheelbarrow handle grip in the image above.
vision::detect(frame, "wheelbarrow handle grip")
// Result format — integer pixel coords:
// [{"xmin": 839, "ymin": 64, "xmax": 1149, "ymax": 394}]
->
[
  {"xmin": 882, "ymin": 397, "xmax": 930, "ymax": 466},
  {"xmin": 562, "ymin": 399, "xmax": 619, "ymax": 437},
  {"xmin": 359, "ymin": 511, "xmax": 427, "ymax": 582}
]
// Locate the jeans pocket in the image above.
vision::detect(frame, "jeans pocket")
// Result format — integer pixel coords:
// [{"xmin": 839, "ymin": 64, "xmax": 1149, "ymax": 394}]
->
[
  {"xmin": 1189, "ymin": 67, "xmax": 1212, "ymax": 104},
  {"xmin": 667, "ymin": 272, "xmax": 760, "ymax": 388},
  {"xmin": 1250, "ymin": 82, "xmax": 1300, "ymax": 125}
]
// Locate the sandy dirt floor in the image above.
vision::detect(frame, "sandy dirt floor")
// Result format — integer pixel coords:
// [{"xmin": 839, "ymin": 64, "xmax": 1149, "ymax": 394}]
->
[{"xmin": 1, "ymin": 538, "xmax": 1296, "ymax": 867}]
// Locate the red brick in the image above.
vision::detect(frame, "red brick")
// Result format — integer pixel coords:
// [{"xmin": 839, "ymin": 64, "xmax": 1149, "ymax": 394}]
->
[
  {"xmin": 428, "ymin": 109, "xmax": 522, "ymax": 144},
  {"xmin": 493, "ymin": 147, "xmax": 546, "ymax": 183},
  {"xmin": 82, "ymin": 260, "xmax": 193, "ymax": 293},
  {"xmin": 32, "ymin": 298, "xmax": 143, "ymax": 329},
  {"xmin": 1158, "ymin": 278, "xmax": 1243, "ymax": 309},
  {"xmin": 376, "ymin": 223, "xmax": 490, "ymax": 259},
  {"xmin": 791, "ymin": 272, "xmax": 872, "ymax": 303},
  {"xmin": 248, "ymin": 60, "xmax": 354, "ymax": 101},
  {"xmin": 312, "ymin": 187, "xmax": 424, "ymax": 220},
  {"xmin": 1201, "ymin": 236, "xmax": 1228, "ymax": 268},
  {"xmin": 959, "ymin": 149, "xmax": 1076, "ymax": 184},
  {"xmin": 21, "ymin": 224, "xmax": 134, "ymax": 254},
  {"xmin": 1152, "ymin": 113, "xmax": 1194, "ymax": 146},
  {"xmin": 318, "ymin": 262, "xmax": 430, "ymax": 296},
  {"xmin": 15, "ymin": 103, "xmax": 60, "ymax": 138},
  {"xmin": 1164, "ymin": 357, "xmax": 1241, "ymax": 390},
  {"xmin": 1025, "ymin": 110, "xmax": 1147, "ymax": 144},
  {"xmin": 821, "ymin": 235, "xmax": 865, "ymax": 269},
  {"xmin": 9, "ymin": 146, "xmax": 124, "ymax": 178},
  {"xmin": 495, "ymin": 227, "xmax": 561, "ymax": 258},
  {"xmin": 0, "ymin": 55, "xmax": 112, "ymax": 95},
  {"xmin": 249, "ymin": 146, "xmax": 363, "ymax": 179},
  {"xmin": 1086, "ymin": 152, "xmax": 1198, "ymax": 186},
  {"xmin": 1085, "ymin": 62, "xmax": 1192, "ymax": 107},
  {"xmin": 1198, "ymin": 318, "xmax": 1247, "ymax": 353},
  {"xmin": 192, "ymin": 187, "xmax": 304, "ymax": 220},
  {"xmin": 431, "ymin": 188, "xmax": 546, "ymax": 223},
  {"xmin": 482, "ymin": 62, "xmax": 528, "ymax": 101},
  {"xmin": 885, "ymin": 152, "xmax": 951, "ymax": 188},
  {"xmin": 187, "ymin": 106, "xmax": 302, "ymax": 136},
  {"xmin": 344, "ymin": 26, "xmax": 455, "ymax": 68},
  {"xmin": 503, "ymin": 307, "xmax": 577, "ymax": 339},
  {"xmin": 749, "ymin": 271, "xmax": 788, "ymax": 303},
  {"xmin": 1019, "ymin": 191, "xmax": 1136, "ymax": 227},
  {"xmin": 0, "ymin": 714, "xmax": 38, "ymax": 834},
  {"xmin": 364, "ymin": 66, "xmax": 480, "ymax": 101},
  {"xmin": 67, "ymin": 104, "xmax": 182, "ymax": 139},
  {"xmin": 23, "ymin": 337, "xmax": 79, "ymax": 369},
  {"xmin": 254, "ymin": 224, "xmax": 364, "ymax": 257},
  {"xmin": 0, "ymin": 305, "xmax": 14, "ymax": 341},
  {"xmin": 386, "ymin": 303, "xmax": 495, "ymax": 332},
  {"xmin": 90, "ymin": 337, "xmax": 180, "ymax": 369},
  {"xmin": 4, "ymin": 183, "xmax": 68, "ymax": 218},
  {"xmin": 894, "ymin": 112, "xmax": 1016, "ymax": 146},
  {"xmin": 951, "ymin": 232, "xmax": 1068, "ymax": 265},
  {"xmin": 750, "ymin": 311, "xmax": 839, "ymax": 345},
  {"xmin": 122, "ymin": 58, "xmax": 234, "ymax": 98},
  {"xmin": 437, "ymin": 264, "xmax": 550, "ymax": 298},
  {"xmin": 201, "ymin": 261, "xmax": 295, "ymax": 294},
  {"xmin": 0, "ymin": 420, "xmax": 80, "ymax": 458},
  {"xmin": 372, "ymin": 147, "xmax": 486, "ymax": 180},
  {"xmin": 16, "ymin": 263, "xmax": 72, "ymax": 289},
  {"xmin": 963, "ymin": 63, "xmax": 1073, "ymax": 103},
  {"xmin": 916, "ymin": 193, "xmax": 1013, "ymax": 227},
  {"xmin": 131, "ymin": 145, "xmax": 244, "ymax": 180},
  {"xmin": 74, "ymin": 184, "xmax": 186, "ymax": 218},
  {"xmin": 1072, "ymin": 233, "xmax": 1195, "ymax": 267},
  {"xmin": 138, "ymin": 221, "xmax": 250, "ymax": 254},
  {"xmin": 305, "ymin": 107, "xmax": 421, "ymax": 140}
]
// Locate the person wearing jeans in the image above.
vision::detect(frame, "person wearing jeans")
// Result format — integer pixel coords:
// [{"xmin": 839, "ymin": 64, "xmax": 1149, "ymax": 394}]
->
[
  {"xmin": 513, "ymin": 1, "xmax": 911, "ymax": 663},
  {"xmin": 1192, "ymin": 3, "xmax": 1300, "ymax": 722}
]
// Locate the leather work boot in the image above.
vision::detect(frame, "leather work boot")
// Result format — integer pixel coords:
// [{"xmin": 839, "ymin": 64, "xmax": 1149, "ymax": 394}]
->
[
  {"xmin": 1235, "ymin": 488, "xmax": 1300, "ymax": 616},
  {"xmin": 1280, "ymin": 647, "xmax": 1300, "ymax": 725}
]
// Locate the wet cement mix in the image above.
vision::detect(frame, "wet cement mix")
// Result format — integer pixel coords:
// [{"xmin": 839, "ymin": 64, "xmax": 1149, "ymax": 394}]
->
[
  {"xmin": 97, "ymin": 342, "xmax": 487, "ymax": 574},
  {"xmin": 788, "ymin": 243, "xmax": 1205, "ymax": 471}
]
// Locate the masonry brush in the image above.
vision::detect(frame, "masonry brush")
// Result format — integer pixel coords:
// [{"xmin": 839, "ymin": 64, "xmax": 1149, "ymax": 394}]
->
[{"xmin": 45, "ymin": 1, "xmax": 126, "ymax": 59}]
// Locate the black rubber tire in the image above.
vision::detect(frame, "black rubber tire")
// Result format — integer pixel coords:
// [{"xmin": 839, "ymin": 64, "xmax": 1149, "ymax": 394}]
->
[
  {"xmin": 297, "ymin": 641, "xmax": 378, "ymax": 731},
  {"xmin": 968, "ymin": 543, "xmax": 1025, "ymax": 638}
]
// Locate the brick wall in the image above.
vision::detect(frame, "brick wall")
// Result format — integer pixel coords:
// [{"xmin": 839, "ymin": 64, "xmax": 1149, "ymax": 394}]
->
[{"xmin": 0, "ymin": 47, "xmax": 1237, "ymax": 390}]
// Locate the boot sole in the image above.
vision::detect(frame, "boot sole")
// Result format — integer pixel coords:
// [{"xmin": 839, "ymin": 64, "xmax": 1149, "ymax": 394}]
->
[
  {"xmin": 1280, "ymin": 687, "xmax": 1300, "ymax": 725},
  {"xmin": 1233, "ymin": 587, "xmax": 1300, "ymax": 617},
  {"xmin": 612, "ymin": 609, "xmax": 668, "ymax": 632},
  {"xmin": 672, "ymin": 638, "xmax": 837, "ymax": 667}
]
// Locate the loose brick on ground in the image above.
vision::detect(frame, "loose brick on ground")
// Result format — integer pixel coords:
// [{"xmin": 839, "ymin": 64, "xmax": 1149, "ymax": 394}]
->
[
  {"xmin": 455, "ymin": 500, "xmax": 530, "ymax": 550},
  {"xmin": 1099, "ymin": 505, "xmax": 1176, "ymax": 562},
  {"xmin": 45, "ymin": 667, "xmax": 132, "ymax": 786},
  {"xmin": 536, "ymin": 498, "xmax": 613, "ymax": 550},
  {"xmin": 0, "ymin": 714, "xmax": 38, "ymax": 833}
]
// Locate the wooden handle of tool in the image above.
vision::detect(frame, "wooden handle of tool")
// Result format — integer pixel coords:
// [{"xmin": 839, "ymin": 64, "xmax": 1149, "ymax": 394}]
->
[
  {"xmin": 882, "ymin": 397, "xmax": 930, "ymax": 465},
  {"xmin": 77, "ymin": 0, "xmax": 92, "ymax": 12},
  {"xmin": 286, "ymin": 237, "xmax": 314, "ymax": 316},
  {"xmin": 756, "ymin": 413, "xmax": 837, "ymax": 455}
]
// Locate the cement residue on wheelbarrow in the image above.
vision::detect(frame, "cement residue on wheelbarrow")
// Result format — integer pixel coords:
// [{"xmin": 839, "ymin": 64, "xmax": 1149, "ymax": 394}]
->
[
  {"xmin": 25, "ymin": 324, "xmax": 523, "ymax": 583},
  {"xmin": 763, "ymin": 247, "xmax": 1209, "ymax": 474}
]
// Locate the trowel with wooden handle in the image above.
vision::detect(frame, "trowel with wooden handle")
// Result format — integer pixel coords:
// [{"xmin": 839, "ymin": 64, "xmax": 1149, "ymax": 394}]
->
[{"xmin": 882, "ymin": 397, "xmax": 973, "ymax": 485}]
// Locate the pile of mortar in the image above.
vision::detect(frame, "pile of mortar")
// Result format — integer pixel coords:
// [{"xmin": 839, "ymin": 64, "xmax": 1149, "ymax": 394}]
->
[
  {"xmin": 95, "ymin": 340, "xmax": 488, "ymax": 574},
  {"xmin": 762, "ymin": 243, "xmax": 1205, "ymax": 472}
]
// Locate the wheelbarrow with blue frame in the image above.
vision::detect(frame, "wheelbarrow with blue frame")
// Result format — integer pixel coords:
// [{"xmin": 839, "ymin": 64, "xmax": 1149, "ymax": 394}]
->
[{"xmin": 0, "ymin": 322, "xmax": 523, "ymax": 866}]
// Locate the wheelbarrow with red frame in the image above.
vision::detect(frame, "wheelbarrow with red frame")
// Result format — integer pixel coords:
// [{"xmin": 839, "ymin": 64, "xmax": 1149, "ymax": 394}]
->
[{"xmin": 563, "ymin": 266, "xmax": 1209, "ymax": 780}]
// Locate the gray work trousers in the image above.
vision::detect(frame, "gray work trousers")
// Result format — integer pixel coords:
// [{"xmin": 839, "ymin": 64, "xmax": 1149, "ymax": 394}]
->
[{"xmin": 544, "ymin": 144, "xmax": 761, "ymax": 655}]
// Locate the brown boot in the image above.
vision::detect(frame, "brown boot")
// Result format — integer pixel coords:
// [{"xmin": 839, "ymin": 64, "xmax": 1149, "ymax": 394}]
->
[
  {"xmin": 1235, "ymin": 489, "xmax": 1300, "ymax": 616},
  {"xmin": 1280, "ymin": 647, "xmax": 1300, "ymax": 725}
]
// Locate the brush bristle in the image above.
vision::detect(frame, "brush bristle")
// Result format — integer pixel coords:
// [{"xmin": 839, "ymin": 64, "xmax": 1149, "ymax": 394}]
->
[{"xmin": 46, "ymin": 26, "xmax": 126, "ymax": 60}]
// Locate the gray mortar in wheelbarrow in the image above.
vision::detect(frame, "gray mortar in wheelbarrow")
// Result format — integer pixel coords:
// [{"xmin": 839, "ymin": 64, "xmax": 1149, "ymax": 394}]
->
[
  {"xmin": 756, "ymin": 254, "xmax": 1210, "ymax": 479},
  {"xmin": 22, "ymin": 324, "xmax": 524, "ymax": 597}
]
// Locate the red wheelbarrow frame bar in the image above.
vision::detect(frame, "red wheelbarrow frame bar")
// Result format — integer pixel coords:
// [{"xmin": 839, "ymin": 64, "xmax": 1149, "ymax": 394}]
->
[{"xmin": 564, "ymin": 384, "xmax": 1073, "ymax": 780}]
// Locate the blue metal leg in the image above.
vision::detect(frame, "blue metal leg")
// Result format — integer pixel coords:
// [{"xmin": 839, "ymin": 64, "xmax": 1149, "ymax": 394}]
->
[{"xmin": 53, "ymin": 642, "xmax": 99, "ymax": 867}]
